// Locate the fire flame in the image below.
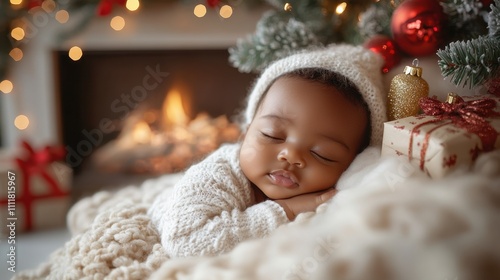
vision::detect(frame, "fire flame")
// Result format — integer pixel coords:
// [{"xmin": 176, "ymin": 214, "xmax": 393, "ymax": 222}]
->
[{"xmin": 163, "ymin": 88, "xmax": 189, "ymax": 127}]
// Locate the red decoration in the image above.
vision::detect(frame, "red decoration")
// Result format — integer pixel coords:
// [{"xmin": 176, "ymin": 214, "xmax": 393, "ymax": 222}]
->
[
  {"xmin": 28, "ymin": 0, "xmax": 43, "ymax": 9},
  {"xmin": 481, "ymin": 0, "xmax": 494, "ymax": 8},
  {"xmin": 97, "ymin": 0, "xmax": 127, "ymax": 16},
  {"xmin": 363, "ymin": 35, "xmax": 402, "ymax": 73},
  {"xmin": 486, "ymin": 75, "xmax": 500, "ymax": 97},
  {"xmin": 409, "ymin": 95, "xmax": 499, "ymax": 171},
  {"xmin": 0, "ymin": 141, "xmax": 68, "ymax": 231},
  {"xmin": 391, "ymin": 0, "xmax": 447, "ymax": 57},
  {"xmin": 206, "ymin": 0, "xmax": 220, "ymax": 8}
]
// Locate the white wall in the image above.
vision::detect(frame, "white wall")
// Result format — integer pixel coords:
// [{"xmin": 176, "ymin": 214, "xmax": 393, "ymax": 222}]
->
[{"xmin": 0, "ymin": 2, "xmax": 267, "ymax": 149}]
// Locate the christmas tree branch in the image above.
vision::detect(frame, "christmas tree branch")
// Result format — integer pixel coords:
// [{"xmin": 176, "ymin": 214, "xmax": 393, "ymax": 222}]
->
[
  {"xmin": 437, "ymin": 36, "xmax": 500, "ymax": 88},
  {"xmin": 228, "ymin": 0, "xmax": 334, "ymax": 73},
  {"xmin": 228, "ymin": 11, "xmax": 322, "ymax": 73}
]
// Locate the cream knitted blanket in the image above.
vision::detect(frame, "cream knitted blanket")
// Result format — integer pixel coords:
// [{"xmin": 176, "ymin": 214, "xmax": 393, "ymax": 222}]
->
[{"xmin": 13, "ymin": 148, "xmax": 500, "ymax": 280}]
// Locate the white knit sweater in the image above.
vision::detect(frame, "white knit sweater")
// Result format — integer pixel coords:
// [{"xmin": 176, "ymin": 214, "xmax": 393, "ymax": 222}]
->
[{"xmin": 148, "ymin": 143, "xmax": 290, "ymax": 258}]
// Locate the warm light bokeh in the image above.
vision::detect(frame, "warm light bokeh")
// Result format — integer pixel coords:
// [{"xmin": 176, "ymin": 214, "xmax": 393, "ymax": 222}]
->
[
  {"xmin": 219, "ymin": 5, "xmax": 232, "ymax": 19},
  {"xmin": 126, "ymin": 0, "xmax": 140, "ymax": 11},
  {"xmin": 110, "ymin": 16, "xmax": 126, "ymax": 31},
  {"xmin": 14, "ymin": 115, "xmax": 29, "ymax": 130},
  {"xmin": 194, "ymin": 4, "xmax": 207, "ymax": 17},
  {"xmin": 0, "ymin": 80, "xmax": 14, "ymax": 94},
  {"xmin": 69, "ymin": 46, "xmax": 83, "ymax": 61},
  {"xmin": 9, "ymin": 48, "xmax": 23, "ymax": 61},
  {"xmin": 11, "ymin": 27, "xmax": 25, "ymax": 41},
  {"xmin": 55, "ymin": 10, "xmax": 70, "ymax": 23},
  {"xmin": 41, "ymin": 0, "xmax": 56, "ymax": 12}
]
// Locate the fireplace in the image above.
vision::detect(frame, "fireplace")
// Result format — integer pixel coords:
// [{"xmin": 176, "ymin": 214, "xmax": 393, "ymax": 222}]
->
[{"xmin": 55, "ymin": 49, "xmax": 256, "ymax": 198}]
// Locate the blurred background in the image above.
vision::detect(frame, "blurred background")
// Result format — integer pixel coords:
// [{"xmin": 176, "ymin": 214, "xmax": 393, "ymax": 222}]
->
[{"xmin": 0, "ymin": 0, "xmax": 498, "ymax": 274}]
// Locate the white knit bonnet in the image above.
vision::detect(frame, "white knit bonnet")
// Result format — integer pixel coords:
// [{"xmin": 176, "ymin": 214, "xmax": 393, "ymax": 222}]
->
[{"xmin": 243, "ymin": 44, "xmax": 387, "ymax": 146}]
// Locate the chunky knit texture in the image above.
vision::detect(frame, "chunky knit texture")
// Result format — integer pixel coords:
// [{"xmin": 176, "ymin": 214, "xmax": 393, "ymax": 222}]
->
[
  {"xmin": 243, "ymin": 44, "xmax": 387, "ymax": 146},
  {"xmin": 148, "ymin": 143, "xmax": 289, "ymax": 258}
]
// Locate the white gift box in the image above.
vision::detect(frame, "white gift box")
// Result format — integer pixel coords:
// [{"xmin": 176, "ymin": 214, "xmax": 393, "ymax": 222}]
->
[{"xmin": 381, "ymin": 95, "xmax": 500, "ymax": 178}]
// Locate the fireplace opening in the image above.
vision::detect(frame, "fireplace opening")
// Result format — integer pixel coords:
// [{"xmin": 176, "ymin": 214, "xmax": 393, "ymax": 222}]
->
[
  {"xmin": 92, "ymin": 83, "xmax": 242, "ymax": 175},
  {"xmin": 55, "ymin": 49, "xmax": 257, "ymax": 197}
]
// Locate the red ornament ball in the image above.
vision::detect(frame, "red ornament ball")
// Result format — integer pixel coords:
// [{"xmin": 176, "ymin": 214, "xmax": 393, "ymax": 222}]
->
[
  {"xmin": 97, "ymin": 0, "xmax": 113, "ymax": 16},
  {"xmin": 28, "ymin": 0, "xmax": 43, "ymax": 9},
  {"xmin": 391, "ymin": 0, "xmax": 447, "ymax": 57},
  {"xmin": 363, "ymin": 35, "xmax": 402, "ymax": 73}
]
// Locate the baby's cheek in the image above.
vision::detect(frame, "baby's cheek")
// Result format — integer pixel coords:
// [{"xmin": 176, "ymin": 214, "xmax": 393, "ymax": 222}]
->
[
  {"xmin": 240, "ymin": 136, "xmax": 265, "ymax": 162},
  {"xmin": 240, "ymin": 143, "xmax": 259, "ymax": 162}
]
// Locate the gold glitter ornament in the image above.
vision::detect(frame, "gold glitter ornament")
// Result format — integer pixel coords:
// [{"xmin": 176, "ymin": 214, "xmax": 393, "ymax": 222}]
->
[{"xmin": 387, "ymin": 59, "xmax": 429, "ymax": 120}]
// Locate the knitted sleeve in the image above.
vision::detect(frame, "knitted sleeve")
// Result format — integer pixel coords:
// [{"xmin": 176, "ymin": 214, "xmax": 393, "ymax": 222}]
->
[{"xmin": 148, "ymin": 144, "xmax": 290, "ymax": 258}]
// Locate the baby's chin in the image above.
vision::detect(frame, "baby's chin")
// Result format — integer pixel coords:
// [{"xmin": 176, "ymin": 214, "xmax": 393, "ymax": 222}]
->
[
  {"xmin": 250, "ymin": 183, "xmax": 291, "ymax": 201},
  {"xmin": 258, "ymin": 188, "xmax": 298, "ymax": 201}
]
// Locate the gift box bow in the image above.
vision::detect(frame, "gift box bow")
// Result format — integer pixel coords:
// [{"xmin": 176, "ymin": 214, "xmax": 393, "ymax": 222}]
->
[
  {"xmin": 404, "ymin": 94, "xmax": 500, "ymax": 172},
  {"xmin": 417, "ymin": 94, "xmax": 500, "ymax": 151}
]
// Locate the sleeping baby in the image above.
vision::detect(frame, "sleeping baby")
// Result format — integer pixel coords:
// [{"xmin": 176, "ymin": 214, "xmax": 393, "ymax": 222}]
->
[{"xmin": 147, "ymin": 44, "xmax": 387, "ymax": 257}]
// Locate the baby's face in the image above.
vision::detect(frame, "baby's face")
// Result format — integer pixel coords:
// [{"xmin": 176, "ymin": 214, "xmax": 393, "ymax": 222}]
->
[{"xmin": 239, "ymin": 76, "xmax": 368, "ymax": 200}]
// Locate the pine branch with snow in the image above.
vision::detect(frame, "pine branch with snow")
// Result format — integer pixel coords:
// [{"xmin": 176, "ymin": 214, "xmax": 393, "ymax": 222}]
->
[
  {"xmin": 228, "ymin": 11, "xmax": 322, "ymax": 73},
  {"xmin": 228, "ymin": 0, "xmax": 335, "ymax": 73},
  {"xmin": 437, "ymin": 36, "xmax": 500, "ymax": 88}
]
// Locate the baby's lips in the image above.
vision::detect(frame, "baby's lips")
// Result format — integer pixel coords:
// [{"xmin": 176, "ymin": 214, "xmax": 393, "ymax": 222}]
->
[{"xmin": 269, "ymin": 170, "xmax": 299, "ymax": 188}]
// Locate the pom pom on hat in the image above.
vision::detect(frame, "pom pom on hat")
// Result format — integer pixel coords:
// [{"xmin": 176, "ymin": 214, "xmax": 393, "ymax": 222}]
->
[{"xmin": 243, "ymin": 44, "xmax": 387, "ymax": 146}]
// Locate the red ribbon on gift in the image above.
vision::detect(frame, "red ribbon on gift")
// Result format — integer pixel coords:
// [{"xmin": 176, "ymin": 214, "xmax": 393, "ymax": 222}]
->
[
  {"xmin": 409, "ymin": 94, "xmax": 499, "ymax": 171},
  {"xmin": 1, "ymin": 141, "xmax": 69, "ymax": 231}
]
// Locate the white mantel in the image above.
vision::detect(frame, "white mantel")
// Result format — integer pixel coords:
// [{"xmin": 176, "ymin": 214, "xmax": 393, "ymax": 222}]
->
[{"xmin": 0, "ymin": 2, "xmax": 267, "ymax": 149}]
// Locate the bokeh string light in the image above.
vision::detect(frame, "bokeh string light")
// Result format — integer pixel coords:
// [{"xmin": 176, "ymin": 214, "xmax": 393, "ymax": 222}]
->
[
  {"xmin": 126, "ymin": 0, "xmax": 140, "ymax": 11},
  {"xmin": 194, "ymin": 4, "xmax": 207, "ymax": 18},
  {"xmin": 0, "ymin": 80, "xmax": 14, "ymax": 94},
  {"xmin": 110, "ymin": 16, "xmax": 126, "ymax": 31}
]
